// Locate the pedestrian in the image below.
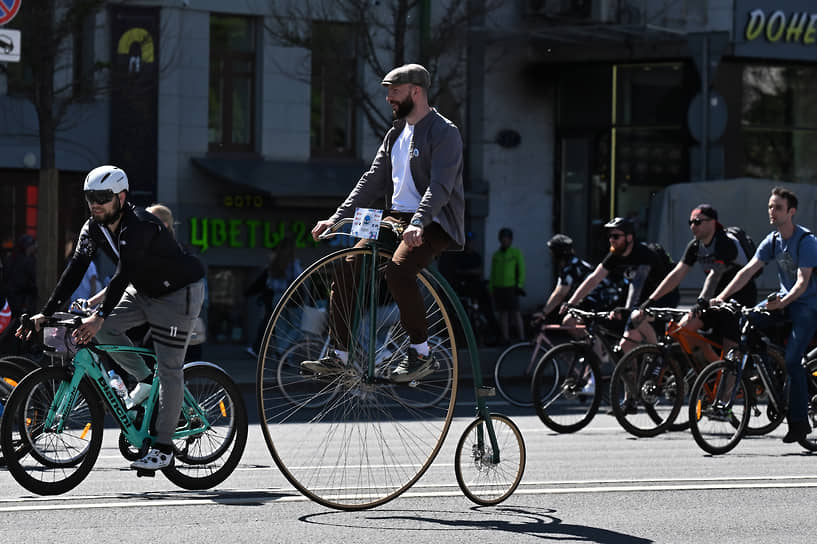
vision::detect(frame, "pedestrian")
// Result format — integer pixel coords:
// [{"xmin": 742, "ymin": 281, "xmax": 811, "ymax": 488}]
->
[
  {"xmin": 244, "ymin": 239, "xmax": 302, "ymax": 358},
  {"xmin": 489, "ymin": 227, "xmax": 526, "ymax": 344},
  {"xmin": 4, "ymin": 234, "xmax": 38, "ymax": 317}
]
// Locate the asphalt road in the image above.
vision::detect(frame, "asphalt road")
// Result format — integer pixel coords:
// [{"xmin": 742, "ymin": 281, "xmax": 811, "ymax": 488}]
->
[{"xmin": 1, "ymin": 395, "xmax": 816, "ymax": 543}]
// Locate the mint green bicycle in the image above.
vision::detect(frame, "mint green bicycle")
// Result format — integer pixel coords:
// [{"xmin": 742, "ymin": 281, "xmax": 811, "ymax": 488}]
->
[
  {"xmin": 257, "ymin": 216, "xmax": 526, "ymax": 510},
  {"xmin": 1, "ymin": 313, "xmax": 247, "ymax": 495}
]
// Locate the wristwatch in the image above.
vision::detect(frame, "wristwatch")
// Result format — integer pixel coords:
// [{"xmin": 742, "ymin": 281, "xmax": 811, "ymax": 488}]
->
[
  {"xmin": 410, "ymin": 217, "xmax": 423, "ymax": 228},
  {"xmin": 95, "ymin": 308, "xmax": 107, "ymax": 319}
]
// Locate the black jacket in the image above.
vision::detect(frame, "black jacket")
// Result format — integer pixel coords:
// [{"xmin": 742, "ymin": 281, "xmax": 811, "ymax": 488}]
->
[{"xmin": 43, "ymin": 202, "xmax": 204, "ymax": 316}]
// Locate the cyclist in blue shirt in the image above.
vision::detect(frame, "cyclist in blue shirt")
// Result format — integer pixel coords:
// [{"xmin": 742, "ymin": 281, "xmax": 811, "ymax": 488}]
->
[{"xmin": 713, "ymin": 186, "xmax": 817, "ymax": 444}]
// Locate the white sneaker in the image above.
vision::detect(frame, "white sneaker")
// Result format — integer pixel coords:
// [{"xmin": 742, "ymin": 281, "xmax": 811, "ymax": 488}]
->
[
  {"xmin": 581, "ymin": 377, "xmax": 596, "ymax": 395},
  {"xmin": 130, "ymin": 448, "xmax": 173, "ymax": 470},
  {"xmin": 125, "ymin": 382, "xmax": 152, "ymax": 409}
]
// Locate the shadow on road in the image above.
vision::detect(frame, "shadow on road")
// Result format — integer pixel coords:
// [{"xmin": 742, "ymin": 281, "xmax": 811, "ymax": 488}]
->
[{"xmin": 299, "ymin": 504, "xmax": 653, "ymax": 543}]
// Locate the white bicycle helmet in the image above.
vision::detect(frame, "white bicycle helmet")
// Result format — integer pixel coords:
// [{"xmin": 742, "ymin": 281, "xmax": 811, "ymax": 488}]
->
[{"xmin": 83, "ymin": 165, "xmax": 129, "ymax": 193}]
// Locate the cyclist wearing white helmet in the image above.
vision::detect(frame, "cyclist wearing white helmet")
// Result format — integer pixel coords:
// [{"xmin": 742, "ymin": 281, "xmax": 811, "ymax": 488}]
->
[{"xmin": 20, "ymin": 165, "xmax": 205, "ymax": 472}]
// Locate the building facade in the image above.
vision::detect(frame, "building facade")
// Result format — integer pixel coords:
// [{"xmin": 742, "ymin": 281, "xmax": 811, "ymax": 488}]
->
[{"xmin": 1, "ymin": 0, "xmax": 816, "ymax": 351}]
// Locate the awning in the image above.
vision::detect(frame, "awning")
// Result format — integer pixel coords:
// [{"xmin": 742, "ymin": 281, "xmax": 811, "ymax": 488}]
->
[{"xmin": 192, "ymin": 157, "xmax": 367, "ymax": 198}]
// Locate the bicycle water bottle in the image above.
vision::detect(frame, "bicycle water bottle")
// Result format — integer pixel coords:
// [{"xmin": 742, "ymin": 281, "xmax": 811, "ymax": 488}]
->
[{"xmin": 108, "ymin": 370, "xmax": 128, "ymax": 399}]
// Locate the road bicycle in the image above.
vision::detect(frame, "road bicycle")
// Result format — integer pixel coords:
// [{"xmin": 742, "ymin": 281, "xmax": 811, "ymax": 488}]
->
[
  {"xmin": 0, "ymin": 355, "xmax": 43, "ymax": 466},
  {"xmin": 621, "ymin": 305, "xmax": 784, "ymax": 437},
  {"xmin": 256, "ymin": 214, "xmax": 526, "ymax": 510},
  {"xmin": 607, "ymin": 308, "xmax": 688, "ymax": 438},
  {"xmin": 0, "ymin": 312, "xmax": 248, "ymax": 495},
  {"xmin": 276, "ymin": 326, "xmax": 454, "ymax": 409},
  {"xmin": 688, "ymin": 301, "xmax": 817, "ymax": 455},
  {"xmin": 530, "ymin": 307, "xmax": 624, "ymax": 433},
  {"xmin": 492, "ymin": 322, "xmax": 579, "ymax": 407}
]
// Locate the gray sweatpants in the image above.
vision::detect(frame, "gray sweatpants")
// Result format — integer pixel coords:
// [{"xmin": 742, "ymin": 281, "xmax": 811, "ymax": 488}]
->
[{"xmin": 95, "ymin": 280, "xmax": 205, "ymax": 445}]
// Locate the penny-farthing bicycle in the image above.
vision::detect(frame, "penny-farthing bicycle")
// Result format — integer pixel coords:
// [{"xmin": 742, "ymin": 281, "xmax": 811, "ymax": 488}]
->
[{"xmin": 256, "ymin": 214, "xmax": 526, "ymax": 510}]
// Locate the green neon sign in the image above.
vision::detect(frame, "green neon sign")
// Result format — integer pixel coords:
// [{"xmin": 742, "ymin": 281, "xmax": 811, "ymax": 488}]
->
[{"xmin": 189, "ymin": 218, "xmax": 319, "ymax": 253}]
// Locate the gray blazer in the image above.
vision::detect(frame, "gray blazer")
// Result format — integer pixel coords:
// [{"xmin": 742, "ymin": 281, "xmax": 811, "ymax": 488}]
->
[{"xmin": 330, "ymin": 108, "xmax": 465, "ymax": 250}]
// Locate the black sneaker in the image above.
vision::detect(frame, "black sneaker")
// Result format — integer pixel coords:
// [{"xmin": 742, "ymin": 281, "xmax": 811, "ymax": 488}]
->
[
  {"xmin": 391, "ymin": 348, "xmax": 434, "ymax": 383},
  {"xmin": 300, "ymin": 352, "xmax": 345, "ymax": 375},
  {"xmin": 782, "ymin": 420, "xmax": 811, "ymax": 443}
]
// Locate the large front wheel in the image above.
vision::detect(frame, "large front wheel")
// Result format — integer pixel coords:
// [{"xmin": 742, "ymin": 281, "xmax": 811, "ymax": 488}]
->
[
  {"xmin": 257, "ymin": 247, "xmax": 459, "ymax": 510},
  {"xmin": 688, "ymin": 360, "xmax": 750, "ymax": 455},
  {"xmin": 531, "ymin": 343, "xmax": 602, "ymax": 433},
  {"xmin": 0, "ymin": 367, "xmax": 104, "ymax": 495},
  {"xmin": 455, "ymin": 414, "xmax": 526, "ymax": 505}
]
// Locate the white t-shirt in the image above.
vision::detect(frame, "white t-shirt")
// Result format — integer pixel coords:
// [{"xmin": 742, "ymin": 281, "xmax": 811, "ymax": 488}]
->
[{"xmin": 390, "ymin": 123, "xmax": 422, "ymax": 212}]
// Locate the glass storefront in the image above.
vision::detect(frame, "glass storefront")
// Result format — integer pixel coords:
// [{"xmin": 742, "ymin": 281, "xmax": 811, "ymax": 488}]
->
[
  {"xmin": 740, "ymin": 64, "xmax": 817, "ymax": 183},
  {"xmin": 557, "ymin": 62, "xmax": 692, "ymax": 262}
]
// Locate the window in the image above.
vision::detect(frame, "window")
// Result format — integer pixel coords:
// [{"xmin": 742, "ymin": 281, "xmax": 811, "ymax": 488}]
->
[
  {"xmin": 612, "ymin": 63, "xmax": 690, "ymax": 238},
  {"xmin": 310, "ymin": 21, "xmax": 357, "ymax": 157},
  {"xmin": 209, "ymin": 15, "xmax": 256, "ymax": 152},
  {"xmin": 741, "ymin": 64, "xmax": 817, "ymax": 183},
  {"xmin": 72, "ymin": 13, "xmax": 96, "ymax": 100}
]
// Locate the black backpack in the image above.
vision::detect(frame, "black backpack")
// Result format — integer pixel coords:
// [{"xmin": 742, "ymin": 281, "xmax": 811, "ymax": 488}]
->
[
  {"xmin": 646, "ymin": 242, "xmax": 674, "ymax": 277},
  {"xmin": 724, "ymin": 226, "xmax": 761, "ymax": 279}
]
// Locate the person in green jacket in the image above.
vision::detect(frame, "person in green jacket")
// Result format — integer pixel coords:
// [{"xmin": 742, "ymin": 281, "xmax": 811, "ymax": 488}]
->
[{"xmin": 490, "ymin": 227, "xmax": 526, "ymax": 344}]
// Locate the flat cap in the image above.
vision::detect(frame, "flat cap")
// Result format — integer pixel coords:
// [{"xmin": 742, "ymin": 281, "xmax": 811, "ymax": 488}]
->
[{"xmin": 381, "ymin": 63, "xmax": 430, "ymax": 88}]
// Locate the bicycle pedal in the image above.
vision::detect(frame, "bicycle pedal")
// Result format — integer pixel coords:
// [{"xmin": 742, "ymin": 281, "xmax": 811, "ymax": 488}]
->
[{"xmin": 136, "ymin": 468, "xmax": 156, "ymax": 478}]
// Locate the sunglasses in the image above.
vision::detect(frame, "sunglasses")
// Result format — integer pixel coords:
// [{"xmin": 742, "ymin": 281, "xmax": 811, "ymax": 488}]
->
[
  {"xmin": 688, "ymin": 217, "xmax": 711, "ymax": 226},
  {"xmin": 608, "ymin": 233, "xmax": 625, "ymax": 240},
  {"xmin": 84, "ymin": 190, "xmax": 116, "ymax": 205}
]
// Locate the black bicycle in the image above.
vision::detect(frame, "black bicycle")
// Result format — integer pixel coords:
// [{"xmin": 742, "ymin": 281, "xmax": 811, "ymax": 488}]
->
[{"xmin": 688, "ymin": 301, "xmax": 817, "ymax": 455}]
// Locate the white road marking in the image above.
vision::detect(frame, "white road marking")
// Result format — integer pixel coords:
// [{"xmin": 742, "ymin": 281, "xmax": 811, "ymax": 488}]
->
[{"xmin": 2, "ymin": 475, "xmax": 817, "ymax": 512}]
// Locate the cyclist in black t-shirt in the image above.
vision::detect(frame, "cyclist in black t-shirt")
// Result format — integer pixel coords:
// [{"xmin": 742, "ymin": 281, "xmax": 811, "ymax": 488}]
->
[
  {"xmin": 634, "ymin": 204, "xmax": 756, "ymax": 349},
  {"xmin": 563, "ymin": 217, "xmax": 676, "ymax": 352}
]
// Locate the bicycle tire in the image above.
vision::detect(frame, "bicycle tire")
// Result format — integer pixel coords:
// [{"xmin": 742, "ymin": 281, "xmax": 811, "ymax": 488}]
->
[
  {"xmin": 743, "ymin": 349, "xmax": 786, "ymax": 436},
  {"xmin": 798, "ymin": 358, "xmax": 817, "ymax": 451},
  {"xmin": 532, "ymin": 343, "xmax": 602, "ymax": 433},
  {"xmin": 162, "ymin": 363, "xmax": 248, "ymax": 490},
  {"xmin": 609, "ymin": 345, "xmax": 684, "ymax": 438},
  {"xmin": 276, "ymin": 339, "xmax": 339, "ymax": 409},
  {"xmin": 257, "ymin": 247, "xmax": 458, "ymax": 510},
  {"xmin": 688, "ymin": 360, "xmax": 750, "ymax": 455},
  {"xmin": 454, "ymin": 413, "xmax": 526, "ymax": 505},
  {"xmin": 0, "ymin": 355, "xmax": 42, "ymax": 372},
  {"xmin": 493, "ymin": 341, "xmax": 541, "ymax": 407},
  {"xmin": 1, "ymin": 367, "xmax": 104, "ymax": 495}
]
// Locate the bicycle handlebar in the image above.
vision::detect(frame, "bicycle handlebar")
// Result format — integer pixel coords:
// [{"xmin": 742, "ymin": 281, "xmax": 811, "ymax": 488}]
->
[
  {"xmin": 643, "ymin": 307, "xmax": 689, "ymax": 321},
  {"xmin": 318, "ymin": 217, "xmax": 405, "ymax": 240}
]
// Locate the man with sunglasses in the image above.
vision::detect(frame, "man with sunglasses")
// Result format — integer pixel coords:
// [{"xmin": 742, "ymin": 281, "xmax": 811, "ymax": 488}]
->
[
  {"xmin": 18, "ymin": 165, "xmax": 205, "ymax": 471},
  {"xmin": 713, "ymin": 186, "xmax": 817, "ymax": 444},
  {"xmin": 634, "ymin": 204, "xmax": 757, "ymax": 350},
  {"xmin": 562, "ymin": 217, "xmax": 677, "ymax": 351}
]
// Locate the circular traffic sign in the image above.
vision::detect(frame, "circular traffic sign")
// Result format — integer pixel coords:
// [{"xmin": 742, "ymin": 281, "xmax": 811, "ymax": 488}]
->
[{"xmin": 0, "ymin": 0, "xmax": 21, "ymax": 26}]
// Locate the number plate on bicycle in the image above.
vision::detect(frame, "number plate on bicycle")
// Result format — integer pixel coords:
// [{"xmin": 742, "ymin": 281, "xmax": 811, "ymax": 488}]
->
[{"xmin": 350, "ymin": 208, "xmax": 383, "ymax": 240}]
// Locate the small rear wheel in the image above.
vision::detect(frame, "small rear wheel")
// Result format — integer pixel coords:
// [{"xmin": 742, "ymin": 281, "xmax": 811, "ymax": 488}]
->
[{"xmin": 455, "ymin": 413, "xmax": 526, "ymax": 506}]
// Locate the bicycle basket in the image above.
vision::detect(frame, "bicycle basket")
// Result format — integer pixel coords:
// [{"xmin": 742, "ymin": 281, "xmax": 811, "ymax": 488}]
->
[{"xmin": 43, "ymin": 312, "xmax": 79, "ymax": 356}]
